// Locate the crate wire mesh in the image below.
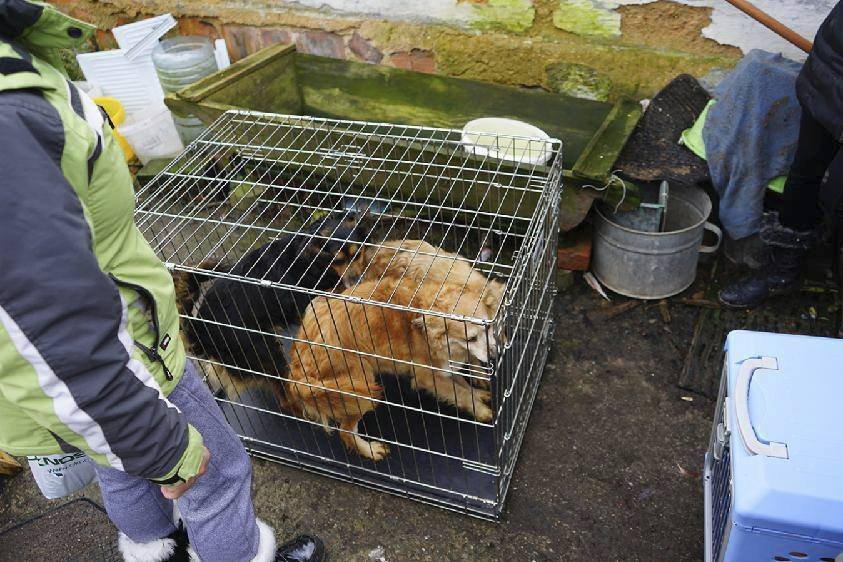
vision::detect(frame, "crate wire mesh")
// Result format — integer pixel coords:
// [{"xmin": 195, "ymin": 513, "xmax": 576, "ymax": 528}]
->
[{"xmin": 135, "ymin": 110, "xmax": 563, "ymax": 518}]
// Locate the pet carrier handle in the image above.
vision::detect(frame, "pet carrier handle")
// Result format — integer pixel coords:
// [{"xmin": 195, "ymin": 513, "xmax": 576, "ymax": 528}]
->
[
  {"xmin": 732, "ymin": 356, "xmax": 789, "ymax": 459},
  {"xmin": 698, "ymin": 222, "xmax": 722, "ymax": 254}
]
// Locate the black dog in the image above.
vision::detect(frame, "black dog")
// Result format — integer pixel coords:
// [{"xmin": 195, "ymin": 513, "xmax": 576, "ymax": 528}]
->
[{"xmin": 178, "ymin": 212, "xmax": 369, "ymax": 396}]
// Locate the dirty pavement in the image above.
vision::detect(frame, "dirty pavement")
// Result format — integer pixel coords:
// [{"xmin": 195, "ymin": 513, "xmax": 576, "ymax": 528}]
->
[{"xmin": 3, "ymin": 257, "xmax": 786, "ymax": 562}]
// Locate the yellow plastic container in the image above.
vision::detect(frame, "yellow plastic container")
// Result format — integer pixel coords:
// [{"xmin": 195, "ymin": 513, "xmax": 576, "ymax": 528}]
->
[{"xmin": 92, "ymin": 97, "xmax": 135, "ymax": 162}]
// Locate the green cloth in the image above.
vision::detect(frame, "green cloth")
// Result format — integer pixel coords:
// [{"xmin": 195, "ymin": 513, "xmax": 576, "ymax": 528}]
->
[{"xmin": 681, "ymin": 99, "xmax": 787, "ymax": 194}]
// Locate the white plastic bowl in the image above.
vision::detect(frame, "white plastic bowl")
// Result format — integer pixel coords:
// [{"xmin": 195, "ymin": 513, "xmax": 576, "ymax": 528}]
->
[{"xmin": 461, "ymin": 117, "xmax": 553, "ymax": 165}]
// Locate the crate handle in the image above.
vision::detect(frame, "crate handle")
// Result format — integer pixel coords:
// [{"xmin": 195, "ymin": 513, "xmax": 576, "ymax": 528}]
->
[{"xmin": 732, "ymin": 356, "xmax": 788, "ymax": 459}]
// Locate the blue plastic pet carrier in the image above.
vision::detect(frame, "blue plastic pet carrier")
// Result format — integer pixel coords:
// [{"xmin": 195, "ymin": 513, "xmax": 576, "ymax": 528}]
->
[{"xmin": 704, "ymin": 330, "xmax": 843, "ymax": 562}]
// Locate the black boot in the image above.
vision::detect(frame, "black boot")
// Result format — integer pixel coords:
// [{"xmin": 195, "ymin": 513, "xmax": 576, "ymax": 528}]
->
[
  {"xmin": 719, "ymin": 212, "xmax": 821, "ymax": 308},
  {"xmin": 723, "ymin": 233, "xmax": 767, "ymax": 269},
  {"xmin": 275, "ymin": 535, "xmax": 325, "ymax": 562}
]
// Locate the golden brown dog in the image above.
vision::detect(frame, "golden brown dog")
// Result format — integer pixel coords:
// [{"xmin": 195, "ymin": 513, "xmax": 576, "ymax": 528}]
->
[
  {"xmin": 340, "ymin": 239, "xmax": 506, "ymax": 390},
  {"xmin": 285, "ymin": 275, "xmax": 499, "ymax": 460},
  {"xmin": 342, "ymin": 239, "xmax": 506, "ymax": 319}
]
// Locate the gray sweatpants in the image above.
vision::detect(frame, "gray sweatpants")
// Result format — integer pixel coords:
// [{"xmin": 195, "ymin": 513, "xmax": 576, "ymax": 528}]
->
[{"xmin": 94, "ymin": 361, "xmax": 261, "ymax": 561}]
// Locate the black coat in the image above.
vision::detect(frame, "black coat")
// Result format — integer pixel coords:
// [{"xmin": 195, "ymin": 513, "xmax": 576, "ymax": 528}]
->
[{"xmin": 797, "ymin": 1, "xmax": 843, "ymax": 142}]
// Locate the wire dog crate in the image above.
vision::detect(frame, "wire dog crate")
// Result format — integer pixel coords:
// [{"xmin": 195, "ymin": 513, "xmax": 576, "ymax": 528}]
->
[{"xmin": 135, "ymin": 110, "xmax": 563, "ymax": 518}]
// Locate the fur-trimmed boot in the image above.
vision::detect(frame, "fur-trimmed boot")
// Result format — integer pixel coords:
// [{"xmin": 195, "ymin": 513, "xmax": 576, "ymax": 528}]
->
[
  {"xmin": 719, "ymin": 212, "xmax": 822, "ymax": 308},
  {"xmin": 117, "ymin": 524, "xmax": 190, "ymax": 562},
  {"xmin": 184, "ymin": 519, "xmax": 324, "ymax": 562}
]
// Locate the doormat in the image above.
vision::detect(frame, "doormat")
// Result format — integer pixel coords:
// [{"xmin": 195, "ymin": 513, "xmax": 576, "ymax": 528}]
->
[{"xmin": 614, "ymin": 74, "xmax": 712, "ymax": 185}]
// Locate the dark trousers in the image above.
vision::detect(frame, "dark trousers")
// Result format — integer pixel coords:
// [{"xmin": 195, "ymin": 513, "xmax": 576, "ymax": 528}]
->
[{"xmin": 780, "ymin": 111, "xmax": 843, "ymax": 229}]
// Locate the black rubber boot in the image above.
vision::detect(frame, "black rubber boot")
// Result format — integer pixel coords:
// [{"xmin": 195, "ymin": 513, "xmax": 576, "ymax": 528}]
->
[
  {"xmin": 718, "ymin": 246, "xmax": 806, "ymax": 308},
  {"xmin": 275, "ymin": 534, "xmax": 325, "ymax": 562},
  {"xmin": 723, "ymin": 233, "xmax": 767, "ymax": 270},
  {"xmin": 719, "ymin": 212, "xmax": 820, "ymax": 309}
]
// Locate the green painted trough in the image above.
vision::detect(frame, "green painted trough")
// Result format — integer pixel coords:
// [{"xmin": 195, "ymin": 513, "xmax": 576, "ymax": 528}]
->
[{"xmin": 163, "ymin": 43, "xmax": 641, "ymax": 230}]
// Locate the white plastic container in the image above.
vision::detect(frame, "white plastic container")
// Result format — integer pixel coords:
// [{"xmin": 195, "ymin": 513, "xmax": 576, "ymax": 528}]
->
[{"xmin": 118, "ymin": 104, "xmax": 184, "ymax": 164}]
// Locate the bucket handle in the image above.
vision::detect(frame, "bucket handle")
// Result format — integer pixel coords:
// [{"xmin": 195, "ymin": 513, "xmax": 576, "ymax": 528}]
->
[{"xmin": 699, "ymin": 222, "xmax": 722, "ymax": 254}]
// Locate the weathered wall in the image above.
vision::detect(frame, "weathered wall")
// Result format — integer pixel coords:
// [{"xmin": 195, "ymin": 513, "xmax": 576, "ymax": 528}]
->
[{"xmin": 52, "ymin": 0, "xmax": 833, "ymax": 101}]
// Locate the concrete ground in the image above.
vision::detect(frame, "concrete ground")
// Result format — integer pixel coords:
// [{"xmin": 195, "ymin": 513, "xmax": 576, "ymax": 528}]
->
[{"xmin": 0, "ymin": 279, "xmax": 716, "ymax": 562}]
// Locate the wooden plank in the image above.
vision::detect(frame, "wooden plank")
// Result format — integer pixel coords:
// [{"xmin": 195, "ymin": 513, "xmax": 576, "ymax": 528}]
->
[
  {"xmin": 294, "ymin": 54, "xmax": 611, "ymax": 171},
  {"xmin": 0, "ymin": 450, "xmax": 22, "ymax": 477},
  {"xmin": 180, "ymin": 43, "xmax": 297, "ymax": 102},
  {"xmin": 571, "ymin": 98, "xmax": 642, "ymax": 181},
  {"xmin": 170, "ymin": 43, "xmax": 301, "ymax": 118},
  {"xmin": 164, "ymin": 45, "xmax": 644, "ymax": 231},
  {"xmin": 165, "ymin": 96, "xmax": 239, "ymax": 124}
]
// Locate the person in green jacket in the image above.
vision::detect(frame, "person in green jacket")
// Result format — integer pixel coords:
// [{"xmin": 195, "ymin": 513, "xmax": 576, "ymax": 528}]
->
[{"xmin": 0, "ymin": 2, "xmax": 323, "ymax": 561}]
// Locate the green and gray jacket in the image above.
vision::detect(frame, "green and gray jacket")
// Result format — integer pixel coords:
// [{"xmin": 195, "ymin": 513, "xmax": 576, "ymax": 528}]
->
[{"xmin": 0, "ymin": 0, "xmax": 204, "ymax": 484}]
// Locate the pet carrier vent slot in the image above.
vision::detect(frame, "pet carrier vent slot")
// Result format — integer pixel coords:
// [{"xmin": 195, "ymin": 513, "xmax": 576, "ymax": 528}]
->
[
  {"xmin": 787, "ymin": 554, "xmax": 808, "ymax": 559},
  {"xmin": 136, "ymin": 111, "xmax": 562, "ymax": 518}
]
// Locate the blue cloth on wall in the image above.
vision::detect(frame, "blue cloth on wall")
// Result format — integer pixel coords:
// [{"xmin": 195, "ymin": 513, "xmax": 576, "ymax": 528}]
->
[{"xmin": 702, "ymin": 49, "xmax": 803, "ymax": 240}]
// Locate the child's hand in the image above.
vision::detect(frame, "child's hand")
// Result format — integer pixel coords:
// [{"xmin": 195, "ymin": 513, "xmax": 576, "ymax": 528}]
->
[{"xmin": 160, "ymin": 446, "xmax": 211, "ymax": 499}]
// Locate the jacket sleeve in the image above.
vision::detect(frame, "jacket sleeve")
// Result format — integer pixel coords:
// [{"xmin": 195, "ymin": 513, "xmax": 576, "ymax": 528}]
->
[{"xmin": 0, "ymin": 90, "xmax": 204, "ymax": 484}]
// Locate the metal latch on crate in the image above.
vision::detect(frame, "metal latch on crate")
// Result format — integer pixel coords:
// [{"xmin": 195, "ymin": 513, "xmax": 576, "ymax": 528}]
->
[
  {"xmin": 730, "ymin": 356, "xmax": 789, "ymax": 460},
  {"xmin": 713, "ymin": 403, "xmax": 729, "ymax": 461}
]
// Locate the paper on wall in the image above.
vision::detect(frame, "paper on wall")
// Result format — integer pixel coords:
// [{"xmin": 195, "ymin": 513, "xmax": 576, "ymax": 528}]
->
[
  {"xmin": 77, "ymin": 13, "xmax": 228, "ymax": 118},
  {"xmin": 112, "ymin": 13, "xmax": 177, "ymax": 57},
  {"xmin": 110, "ymin": 13, "xmax": 176, "ymax": 106},
  {"xmin": 76, "ymin": 50, "xmax": 163, "ymax": 117},
  {"xmin": 76, "ymin": 14, "xmax": 177, "ymax": 119}
]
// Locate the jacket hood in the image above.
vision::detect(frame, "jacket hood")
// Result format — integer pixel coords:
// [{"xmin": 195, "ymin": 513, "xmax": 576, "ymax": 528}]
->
[{"xmin": 0, "ymin": 0, "xmax": 94, "ymax": 51}]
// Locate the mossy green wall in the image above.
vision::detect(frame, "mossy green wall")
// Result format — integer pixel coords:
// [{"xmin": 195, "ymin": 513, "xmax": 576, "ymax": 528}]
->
[{"xmin": 50, "ymin": 0, "xmax": 742, "ymax": 101}]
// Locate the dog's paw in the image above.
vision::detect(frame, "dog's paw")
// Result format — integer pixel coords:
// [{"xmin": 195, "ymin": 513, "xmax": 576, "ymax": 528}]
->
[
  {"xmin": 473, "ymin": 388, "xmax": 492, "ymax": 405},
  {"xmin": 472, "ymin": 402, "xmax": 494, "ymax": 423},
  {"xmin": 364, "ymin": 440, "xmax": 390, "ymax": 461}
]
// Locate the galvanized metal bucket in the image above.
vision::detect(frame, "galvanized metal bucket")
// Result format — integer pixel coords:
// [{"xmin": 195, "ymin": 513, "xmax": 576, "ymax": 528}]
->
[{"xmin": 592, "ymin": 185, "xmax": 721, "ymax": 299}]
